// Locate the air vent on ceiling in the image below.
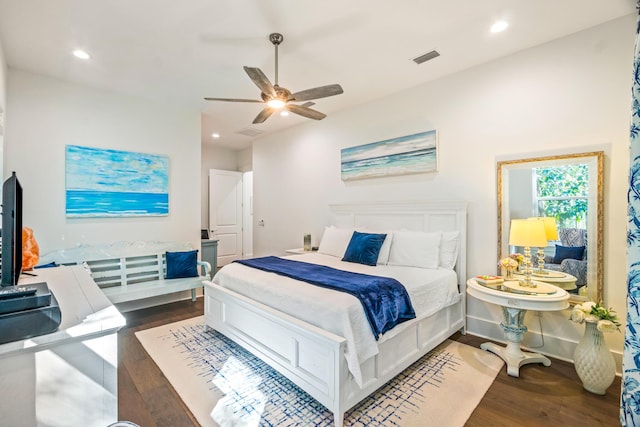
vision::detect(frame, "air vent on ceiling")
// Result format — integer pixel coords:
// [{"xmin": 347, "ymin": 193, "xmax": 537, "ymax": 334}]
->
[
  {"xmin": 412, "ymin": 50, "xmax": 440, "ymax": 65},
  {"xmin": 236, "ymin": 128, "xmax": 264, "ymax": 137}
]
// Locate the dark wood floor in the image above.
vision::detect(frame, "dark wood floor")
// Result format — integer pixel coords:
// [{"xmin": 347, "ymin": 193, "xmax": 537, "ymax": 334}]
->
[{"xmin": 118, "ymin": 299, "xmax": 622, "ymax": 427}]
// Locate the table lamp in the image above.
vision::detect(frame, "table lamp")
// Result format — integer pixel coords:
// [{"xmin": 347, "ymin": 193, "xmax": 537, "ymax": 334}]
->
[
  {"xmin": 528, "ymin": 217, "xmax": 558, "ymax": 275},
  {"xmin": 509, "ymin": 219, "xmax": 548, "ymax": 287}
]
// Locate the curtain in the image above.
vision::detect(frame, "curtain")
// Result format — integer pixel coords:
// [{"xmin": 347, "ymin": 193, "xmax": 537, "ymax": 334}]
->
[{"xmin": 623, "ymin": 3, "xmax": 640, "ymax": 426}]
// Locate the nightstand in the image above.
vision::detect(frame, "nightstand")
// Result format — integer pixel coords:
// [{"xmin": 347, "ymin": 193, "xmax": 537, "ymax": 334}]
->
[
  {"xmin": 285, "ymin": 248, "xmax": 312, "ymax": 254},
  {"xmin": 201, "ymin": 239, "xmax": 218, "ymax": 275},
  {"xmin": 467, "ymin": 277, "xmax": 569, "ymax": 377}
]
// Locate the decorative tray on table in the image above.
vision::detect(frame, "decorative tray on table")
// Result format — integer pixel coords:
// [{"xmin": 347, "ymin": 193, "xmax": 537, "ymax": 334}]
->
[
  {"xmin": 531, "ymin": 270, "xmax": 565, "ymax": 278},
  {"xmin": 502, "ymin": 280, "xmax": 557, "ymax": 295}
]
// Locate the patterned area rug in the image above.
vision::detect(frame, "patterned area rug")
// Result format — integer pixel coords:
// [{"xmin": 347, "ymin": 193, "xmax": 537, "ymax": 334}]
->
[{"xmin": 136, "ymin": 316, "xmax": 502, "ymax": 427}]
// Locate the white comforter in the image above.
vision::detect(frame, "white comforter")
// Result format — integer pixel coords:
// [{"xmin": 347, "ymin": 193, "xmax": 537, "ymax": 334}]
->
[{"xmin": 212, "ymin": 253, "xmax": 460, "ymax": 386}]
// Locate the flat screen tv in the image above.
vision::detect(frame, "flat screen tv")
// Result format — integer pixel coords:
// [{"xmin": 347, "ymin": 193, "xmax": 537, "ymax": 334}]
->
[{"xmin": 1, "ymin": 172, "xmax": 23, "ymax": 287}]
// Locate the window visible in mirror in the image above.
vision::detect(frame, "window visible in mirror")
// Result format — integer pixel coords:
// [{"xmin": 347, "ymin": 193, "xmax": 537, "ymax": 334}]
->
[{"xmin": 534, "ymin": 164, "xmax": 588, "ymax": 229}]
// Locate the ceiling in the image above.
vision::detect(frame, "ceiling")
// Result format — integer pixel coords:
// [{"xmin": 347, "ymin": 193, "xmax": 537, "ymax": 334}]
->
[{"xmin": 0, "ymin": 1, "xmax": 635, "ymax": 151}]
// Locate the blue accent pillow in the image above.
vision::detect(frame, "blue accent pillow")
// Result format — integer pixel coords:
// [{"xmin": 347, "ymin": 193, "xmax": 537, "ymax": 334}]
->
[
  {"xmin": 342, "ymin": 231, "xmax": 387, "ymax": 266},
  {"xmin": 553, "ymin": 245, "xmax": 585, "ymax": 264},
  {"xmin": 166, "ymin": 250, "xmax": 198, "ymax": 279}
]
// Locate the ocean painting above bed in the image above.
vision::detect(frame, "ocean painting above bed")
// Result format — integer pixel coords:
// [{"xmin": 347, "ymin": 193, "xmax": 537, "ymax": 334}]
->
[
  {"xmin": 341, "ymin": 130, "xmax": 437, "ymax": 181},
  {"xmin": 65, "ymin": 145, "xmax": 169, "ymax": 217}
]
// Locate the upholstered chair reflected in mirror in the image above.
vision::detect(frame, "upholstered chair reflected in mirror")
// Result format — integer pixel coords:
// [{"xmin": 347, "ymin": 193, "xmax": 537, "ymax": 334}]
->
[{"xmin": 544, "ymin": 228, "xmax": 587, "ymax": 291}]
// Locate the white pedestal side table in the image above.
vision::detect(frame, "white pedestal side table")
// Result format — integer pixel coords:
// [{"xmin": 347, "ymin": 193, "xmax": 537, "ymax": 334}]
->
[{"xmin": 467, "ymin": 278, "xmax": 569, "ymax": 377}]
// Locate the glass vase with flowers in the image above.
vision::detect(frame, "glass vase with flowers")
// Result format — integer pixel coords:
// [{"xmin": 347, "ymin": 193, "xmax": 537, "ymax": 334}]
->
[
  {"xmin": 509, "ymin": 253, "xmax": 524, "ymax": 272},
  {"xmin": 499, "ymin": 257, "xmax": 518, "ymax": 280}
]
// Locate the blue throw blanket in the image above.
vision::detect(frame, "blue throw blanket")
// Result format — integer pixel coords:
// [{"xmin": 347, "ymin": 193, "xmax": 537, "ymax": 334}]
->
[{"xmin": 234, "ymin": 256, "xmax": 416, "ymax": 340}]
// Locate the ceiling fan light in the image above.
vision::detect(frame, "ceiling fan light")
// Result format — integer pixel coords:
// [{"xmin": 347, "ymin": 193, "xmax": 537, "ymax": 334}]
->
[
  {"xmin": 204, "ymin": 32, "xmax": 342, "ymax": 123},
  {"xmin": 267, "ymin": 99, "xmax": 286, "ymax": 109}
]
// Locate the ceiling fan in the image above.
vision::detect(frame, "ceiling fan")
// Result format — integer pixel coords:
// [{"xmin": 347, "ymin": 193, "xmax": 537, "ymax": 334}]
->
[{"xmin": 204, "ymin": 33, "xmax": 344, "ymax": 124}]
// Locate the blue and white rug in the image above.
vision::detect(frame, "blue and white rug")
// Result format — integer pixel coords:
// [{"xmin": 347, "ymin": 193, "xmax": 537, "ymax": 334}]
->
[{"xmin": 136, "ymin": 316, "xmax": 502, "ymax": 427}]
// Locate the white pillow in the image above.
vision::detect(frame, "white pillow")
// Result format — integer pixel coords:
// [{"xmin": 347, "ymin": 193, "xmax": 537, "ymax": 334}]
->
[
  {"xmin": 317, "ymin": 226, "xmax": 354, "ymax": 258},
  {"xmin": 388, "ymin": 231, "xmax": 442, "ymax": 269},
  {"xmin": 377, "ymin": 232, "xmax": 393, "ymax": 265},
  {"xmin": 439, "ymin": 231, "xmax": 460, "ymax": 270}
]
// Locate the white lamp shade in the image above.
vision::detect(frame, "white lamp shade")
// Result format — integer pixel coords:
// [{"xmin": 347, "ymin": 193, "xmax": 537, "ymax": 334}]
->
[
  {"xmin": 528, "ymin": 216, "xmax": 559, "ymax": 241},
  {"xmin": 509, "ymin": 219, "xmax": 548, "ymax": 247}
]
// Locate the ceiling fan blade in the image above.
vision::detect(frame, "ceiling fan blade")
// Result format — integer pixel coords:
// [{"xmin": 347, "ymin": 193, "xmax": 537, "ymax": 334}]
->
[
  {"xmin": 252, "ymin": 107, "xmax": 275, "ymax": 124},
  {"xmin": 287, "ymin": 104, "xmax": 327, "ymax": 120},
  {"xmin": 290, "ymin": 84, "xmax": 343, "ymax": 102},
  {"xmin": 244, "ymin": 66, "xmax": 276, "ymax": 98},
  {"xmin": 204, "ymin": 97, "xmax": 264, "ymax": 103}
]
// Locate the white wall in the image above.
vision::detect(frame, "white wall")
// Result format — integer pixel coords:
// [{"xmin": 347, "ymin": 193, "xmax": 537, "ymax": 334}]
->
[
  {"xmin": 0, "ymin": 39, "xmax": 7, "ymax": 182},
  {"xmin": 0, "ymin": 41, "xmax": 6, "ymax": 112},
  {"xmin": 509, "ymin": 169, "xmax": 534, "ymax": 219},
  {"xmin": 5, "ymin": 70, "xmax": 202, "ymax": 254},
  {"xmin": 237, "ymin": 147, "xmax": 253, "ymax": 172},
  {"xmin": 252, "ymin": 15, "xmax": 635, "ymax": 365}
]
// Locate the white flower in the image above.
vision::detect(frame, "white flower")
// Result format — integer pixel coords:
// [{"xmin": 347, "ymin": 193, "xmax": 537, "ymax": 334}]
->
[
  {"xmin": 584, "ymin": 314, "xmax": 600, "ymax": 323},
  {"xmin": 570, "ymin": 308, "xmax": 585, "ymax": 323},
  {"xmin": 597, "ymin": 320, "xmax": 618, "ymax": 333},
  {"xmin": 568, "ymin": 300, "xmax": 621, "ymax": 333}
]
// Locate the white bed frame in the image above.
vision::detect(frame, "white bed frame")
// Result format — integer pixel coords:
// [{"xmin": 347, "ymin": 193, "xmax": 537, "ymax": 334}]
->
[{"xmin": 204, "ymin": 200, "xmax": 467, "ymax": 426}]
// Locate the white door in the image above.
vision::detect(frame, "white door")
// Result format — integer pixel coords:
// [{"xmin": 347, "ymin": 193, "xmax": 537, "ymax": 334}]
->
[
  {"xmin": 209, "ymin": 169, "xmax": 243, "ymax": 267},
  {"xmin": 242, "ymin": 171, "xmax": 253, "ymax": 258}
]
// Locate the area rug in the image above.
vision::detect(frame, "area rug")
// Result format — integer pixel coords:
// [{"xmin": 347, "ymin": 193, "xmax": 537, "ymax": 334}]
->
[{"xmin": 136, "ymin": 316, "xmax": 503, "ymax": 427}]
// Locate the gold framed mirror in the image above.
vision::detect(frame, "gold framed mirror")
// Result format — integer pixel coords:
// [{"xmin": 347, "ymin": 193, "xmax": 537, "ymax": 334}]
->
[{"xmin": 497, "ymin": 151, "xmax": 604, "ymax": 303}]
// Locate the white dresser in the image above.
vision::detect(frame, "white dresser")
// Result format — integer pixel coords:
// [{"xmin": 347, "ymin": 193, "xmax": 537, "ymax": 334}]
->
[{"xmin": 0, "ymin": 265, "xmax": 126, "ymax": 427}]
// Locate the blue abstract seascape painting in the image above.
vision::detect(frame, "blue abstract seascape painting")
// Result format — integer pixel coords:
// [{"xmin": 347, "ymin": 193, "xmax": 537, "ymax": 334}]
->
[
  {"xmin": 341, "ymin": 130, "xmax": 437, "ymax": 181},
  {"xmin": 65, "ymin": 145, "xmax": 169, "ymax": 217}
]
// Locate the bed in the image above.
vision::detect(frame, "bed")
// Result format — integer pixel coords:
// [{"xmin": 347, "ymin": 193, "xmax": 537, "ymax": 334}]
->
[{"xmin": 204, "ymin": 200, "xmax": 467, "ymax": 427}]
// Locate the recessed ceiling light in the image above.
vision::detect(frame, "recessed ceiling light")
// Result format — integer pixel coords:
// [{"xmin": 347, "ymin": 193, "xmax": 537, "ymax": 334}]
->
[
  {"xmin": 72, "ymin": 50, "xmax": 91, "ymax": 60},
  {"xmin": 280, "ymin": 111, "xmax": 289, "ymax": 117},
  {"xmin": 211, "ymin": 133, "xmax": 220, "ymax": 138},
  {"xmin": 490, "ymin": 20, "xmax": 509, "ymax": 33}
]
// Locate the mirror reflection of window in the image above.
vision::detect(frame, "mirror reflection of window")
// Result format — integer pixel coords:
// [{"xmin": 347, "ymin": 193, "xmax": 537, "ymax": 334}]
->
[{"xmin": 534, "ymin": 164, "xmax": 589, "ymax": 229}]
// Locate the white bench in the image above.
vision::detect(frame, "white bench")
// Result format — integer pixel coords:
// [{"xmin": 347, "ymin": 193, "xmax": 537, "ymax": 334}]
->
[{"xmin": 38, "ymin": 241, "xmax": 211, "ymax": 304}]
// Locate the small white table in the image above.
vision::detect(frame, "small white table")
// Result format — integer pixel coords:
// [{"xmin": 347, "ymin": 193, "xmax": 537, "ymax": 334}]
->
[
  {"xmin": 467, "ymin": 278, "xmax": 569, "ymax": 377},
  {"xmin": 285, "ymin": 248, "xmax": 315, "ymax": 254}
]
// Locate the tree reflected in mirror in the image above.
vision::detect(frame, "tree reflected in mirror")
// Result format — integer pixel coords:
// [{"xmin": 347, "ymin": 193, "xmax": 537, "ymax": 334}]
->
[{"xmin": 536, "ymin": 163, "xmax": 588, "ymax": 229}]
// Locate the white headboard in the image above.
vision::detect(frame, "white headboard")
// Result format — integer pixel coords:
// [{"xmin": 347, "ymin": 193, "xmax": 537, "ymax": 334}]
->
[{"xmin": 329, "ymin": 200, "xmax": 468, "ymax": 287}]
